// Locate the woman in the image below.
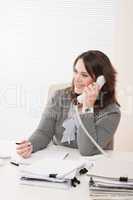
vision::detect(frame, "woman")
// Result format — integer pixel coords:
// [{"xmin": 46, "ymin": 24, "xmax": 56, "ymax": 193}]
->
[{"xmin": 16, "ymin": 50, "xmax": 121, "ymax": 157}]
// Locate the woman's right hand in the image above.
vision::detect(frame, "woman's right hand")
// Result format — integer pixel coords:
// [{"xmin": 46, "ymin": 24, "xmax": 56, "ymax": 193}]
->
[{"xmin": 16, "ymin": 140, "xmax": 33, "ymax": 158}]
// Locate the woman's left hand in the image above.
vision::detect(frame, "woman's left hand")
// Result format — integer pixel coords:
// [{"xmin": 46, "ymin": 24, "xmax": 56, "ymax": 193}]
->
[{"xmin": 82, "ymin": 83, "xmax": 100, "ymax": 110}]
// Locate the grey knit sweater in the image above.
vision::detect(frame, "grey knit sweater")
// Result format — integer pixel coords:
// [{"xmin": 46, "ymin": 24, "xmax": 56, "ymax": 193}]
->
[{"xmin": 29, "ymin": 88, "xmax": 121, "ymax": 156}]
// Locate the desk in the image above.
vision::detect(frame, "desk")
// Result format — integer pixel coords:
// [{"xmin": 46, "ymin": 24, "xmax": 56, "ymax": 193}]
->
[{"xmin": 0, "ymin": 146, "xmax": 133, "ymax": 200}]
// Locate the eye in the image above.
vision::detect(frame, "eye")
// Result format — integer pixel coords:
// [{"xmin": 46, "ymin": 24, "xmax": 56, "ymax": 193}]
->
[{"xmin": 81, "ymin": 74, "xmax": 88, "ymax": 78}]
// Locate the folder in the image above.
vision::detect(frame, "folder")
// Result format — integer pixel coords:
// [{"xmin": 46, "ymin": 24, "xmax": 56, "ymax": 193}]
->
[
  {"xmin": 19, "ymin": 158, "xmax": 85, "ymax": 189},
  {"xmin": 87, "ymin": 159, "xmax": 133, "ymax": 179},
  {"xmin": 87, "ymin": 158, "xmax": 133, "ymax": 199},
  {"xmin": 20, "ymin": 170, "xmax": 77, "ymax": 189}
]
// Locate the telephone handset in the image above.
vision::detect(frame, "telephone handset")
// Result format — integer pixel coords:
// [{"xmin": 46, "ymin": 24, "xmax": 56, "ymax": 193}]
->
[{"xmin": 77, "ymin": 75, "xmax": 106, "ymax": 103}]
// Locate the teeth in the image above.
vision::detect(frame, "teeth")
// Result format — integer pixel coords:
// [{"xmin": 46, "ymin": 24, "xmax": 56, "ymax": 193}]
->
[{"xmin": 75, "ymin": 85, "xmax": 82, "ymax": 87}]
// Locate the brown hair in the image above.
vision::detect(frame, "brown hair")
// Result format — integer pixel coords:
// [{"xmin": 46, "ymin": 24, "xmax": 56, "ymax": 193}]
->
[{"xmin": 68, "ymin": 50, "xmax": 120, "ymax": 109}]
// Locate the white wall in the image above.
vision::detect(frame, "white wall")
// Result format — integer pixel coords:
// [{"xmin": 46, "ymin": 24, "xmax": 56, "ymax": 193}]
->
[
  {"xmin": 114, "ymin": 0, "xmax": 133, "ymax": 151},
  {"xmin": 0, "ymin": 0, "xmax": 115, "ymax": 141}
]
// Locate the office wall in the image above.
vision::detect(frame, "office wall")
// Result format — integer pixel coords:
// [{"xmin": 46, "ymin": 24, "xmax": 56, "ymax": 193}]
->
[
  {"xmin": 0, "ymin": 0, "xmax": 115, "ymax": 141},
  {"xmin": 114, "ymin": 0, "xmax": 133, "ymax": 151}
]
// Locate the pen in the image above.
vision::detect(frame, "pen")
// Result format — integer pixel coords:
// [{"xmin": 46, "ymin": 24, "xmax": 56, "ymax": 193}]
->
[
  {"xmin": 63, "ymin": 153, "xmax": 69, "ymax": 159},
  {"xmin": 16, "ymin": 142, "xmax": 31, "ymax": 146},
  {"xmin": 10, "ymin": 161, "xmax": 19, "ymax": 166}
]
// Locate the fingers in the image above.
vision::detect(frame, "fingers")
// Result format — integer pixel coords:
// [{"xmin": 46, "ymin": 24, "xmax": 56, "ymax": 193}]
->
[
  {"xmin": 82, "ymin": 83, "xmax": 99, "ymax": 109},
  {"xmin": 17, "ymin": 145, "xmax": 31, "ymax": 154},
  {"xmin": 16, "ymin": 140, "xmax": 32, "ymax": 158},
  {"xmin": 21, "ymin": 147, "xmax": 32, "ymax": 158},
  {"xmin": 84, "ymin": 83, "xmax": 99, "ymax": 97},
  {"xmin": 16, "ymin": 141, "xmax": 31, "ymax": 150}
]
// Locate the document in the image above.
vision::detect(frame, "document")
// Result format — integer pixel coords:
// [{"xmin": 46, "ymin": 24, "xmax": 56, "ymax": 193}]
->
[
  {"xmin": 11, "ymin": 145, "xmax": 70, "ymax": 165},
  {"xmin": 19, "ymin": 158, "xmax": 85, "ymax": 189},
  {"xmin": 19, "ymin": 158, "xmax": 85, "ymax": 179},
  {"xmin": 87, "ymin": 158, "xmax": 133, "ymax": 179},
  {"xmin": 87, "ymin": 157, "xmax": 133, "ymax": 199}
]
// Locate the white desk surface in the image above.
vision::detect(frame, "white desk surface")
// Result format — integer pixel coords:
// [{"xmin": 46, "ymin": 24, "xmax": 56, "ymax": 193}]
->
[{"xmin": 0, "ymin": 145, "xmax": 133, "ymax": 200}]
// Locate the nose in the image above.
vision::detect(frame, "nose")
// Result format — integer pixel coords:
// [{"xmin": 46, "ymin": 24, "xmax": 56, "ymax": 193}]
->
[{"xmin": 75, "ymin": 73, "xmax": 82, "ymax": 82}]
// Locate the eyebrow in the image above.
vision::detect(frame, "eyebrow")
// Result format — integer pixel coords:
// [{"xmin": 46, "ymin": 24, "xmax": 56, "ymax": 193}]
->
[
  {"xmin": 74, "ymin": 69, "xmax": 88, "ymax": 75},
  {"xmin": 81, "ymin": 72, "xmax": 88, "ymax": 75}
]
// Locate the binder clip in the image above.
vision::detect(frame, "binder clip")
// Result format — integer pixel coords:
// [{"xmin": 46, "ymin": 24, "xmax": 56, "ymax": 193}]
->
[
  {"xmin": 89, "ymin": 177, "xmax": 95, "ymax": 187},
  {"xmin": 119, "ymin": 176, "xmax": 128, "ymax": 182},
  {"xmin": 49, "ymin": 174, "xmax": 57, "ymax": 178},
  {"xmin": 79, "ymin": 168, "xmax": 88, "ymax": 175},
  {"xmin": 71, "ymin": 177, "xmax": 80, "ymax": 187}
]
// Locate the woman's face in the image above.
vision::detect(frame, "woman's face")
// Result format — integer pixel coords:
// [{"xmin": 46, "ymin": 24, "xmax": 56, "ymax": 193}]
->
[{"xmin": 73, "ymin": 58, "xmax": 94, "ymax": 94}]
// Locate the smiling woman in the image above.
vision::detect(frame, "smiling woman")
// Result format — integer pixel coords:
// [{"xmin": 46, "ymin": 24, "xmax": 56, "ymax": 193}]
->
[
  {"xmin": 73, "ymin": 59, "xmax": 94, "ymax": 94},
  {"xmin": 16, "ymin": 50, "xmax": 121, "ymax": 158}
]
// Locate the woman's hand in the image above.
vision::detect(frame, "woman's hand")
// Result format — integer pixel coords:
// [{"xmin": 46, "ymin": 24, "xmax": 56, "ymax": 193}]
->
[
  {"xmin": 16, "ymin": 140, "xmax": 33, "ymax": 158},
  {"xmin": 82, "ymin": 82, "xmax": 100, "ymax": 111}
]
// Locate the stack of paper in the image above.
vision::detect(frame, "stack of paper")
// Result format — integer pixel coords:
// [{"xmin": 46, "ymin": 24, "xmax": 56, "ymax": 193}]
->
[
  {"xmin": 89, "ymin": 176, "xmax": 133, "ymax": 199},
  {"xmin": 19, "ymin": 158, "xmax": 85, "ymax": 189},
  {"xmin": 87, "ymin": 158, "xmax": 133, "ymax": 199}
]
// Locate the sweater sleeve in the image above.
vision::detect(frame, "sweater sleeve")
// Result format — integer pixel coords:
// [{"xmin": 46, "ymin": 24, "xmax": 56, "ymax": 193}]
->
[
  {"xmin": 76, "ymin": 107, "xmax": 121, "ymax": 156},
  {"xmin": 28, "ymin": 90, "xmax": 59, "ymax": 153}
]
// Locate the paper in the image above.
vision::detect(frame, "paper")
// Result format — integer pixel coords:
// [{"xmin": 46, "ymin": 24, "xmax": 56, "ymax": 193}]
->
[
  {"xmin": 88, "ymin": 157, "xmax": 133, "ymax": 199},
  {"xmin": 19, "ymin": 158, "xmax": 85, "ymax": 179},
  {"xmin": 87, "ymin": 158, "xmax": 133, "ymax": 179},
  {"xmin": 20, "ymin": 177, "xmax": 71, "ymax": 190},
  {"xmin": 19, "ymin": 168, "xmax": 77, "ymax": 190},
  {"xmin": 19, "ymin": 158, "xmax": 84, "ymax": 189},
  {"xmin": 89, "ymin": 176, "xmax": 133, "ymax": 200},
  {"xmin": 11, "ymin": 145, "xmax": 70, "ymax": 165}
]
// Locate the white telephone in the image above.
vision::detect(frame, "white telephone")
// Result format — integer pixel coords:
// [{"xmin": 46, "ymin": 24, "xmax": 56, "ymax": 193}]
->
[
  {"xmin": 77, "ymin": 75, "xmax": 106, "ymax": 103},
  {"xmin": 75, "ymin": 75, "xmax": 107, "ymax": 157}
]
